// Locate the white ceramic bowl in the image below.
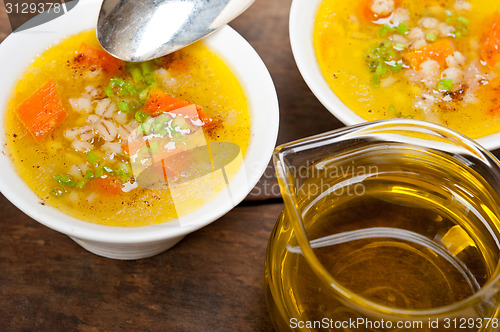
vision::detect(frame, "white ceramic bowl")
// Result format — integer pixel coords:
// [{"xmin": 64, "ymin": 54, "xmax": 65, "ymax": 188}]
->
[
  {"xmin": 289, "ymin": 0, "xmax": 500, "ymax": 150},
  {"xmin": 0, "ymin": 0, "xmax": 279, "ymax": 259}
]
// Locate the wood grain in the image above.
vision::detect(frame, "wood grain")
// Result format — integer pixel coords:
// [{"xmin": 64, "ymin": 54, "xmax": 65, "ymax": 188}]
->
[
  {"xmin": 0, "ymin": 194, "xmax": 282, "ymax": 331},
  {"xmin": 0, "ymin": 0, "xmax": 318, "ymax": 331}
]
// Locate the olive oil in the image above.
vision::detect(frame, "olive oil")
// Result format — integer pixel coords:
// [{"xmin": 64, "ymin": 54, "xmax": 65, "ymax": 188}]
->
[{"xmin": 266, "ymin": 146, "xmax": 500, "ymax": 331}]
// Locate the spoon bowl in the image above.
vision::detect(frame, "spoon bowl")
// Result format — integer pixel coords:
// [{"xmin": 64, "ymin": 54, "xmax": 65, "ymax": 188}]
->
[{"xmin": 97, "ymin": 0, "xmax": 254, "ymax": 62}]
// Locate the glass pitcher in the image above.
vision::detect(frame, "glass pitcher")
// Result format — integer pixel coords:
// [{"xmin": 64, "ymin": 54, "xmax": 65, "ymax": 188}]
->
[{"xmin": 265, "ymin": 119, "xmax": 500, "ymax": 331}]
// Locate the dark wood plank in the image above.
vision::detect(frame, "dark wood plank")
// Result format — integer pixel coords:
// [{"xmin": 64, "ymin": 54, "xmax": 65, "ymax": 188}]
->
[
  {"xmin": 0, "ymin": 0, "xmax": 335, "ymax": 331},
  {"xmin": 0, "ymin": 192, "xmax": 282, "ymax": 331}
]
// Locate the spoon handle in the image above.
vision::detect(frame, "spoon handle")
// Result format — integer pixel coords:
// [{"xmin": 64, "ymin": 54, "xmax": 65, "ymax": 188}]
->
[{"xmin": 97, "ymin": 0, "xmax": 255, "ymax": 62}]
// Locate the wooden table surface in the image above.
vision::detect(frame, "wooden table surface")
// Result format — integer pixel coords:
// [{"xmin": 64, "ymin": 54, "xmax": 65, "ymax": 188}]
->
[{"xmin": 0, "ymin": 0, "xmax": 343, "ymax": 331}]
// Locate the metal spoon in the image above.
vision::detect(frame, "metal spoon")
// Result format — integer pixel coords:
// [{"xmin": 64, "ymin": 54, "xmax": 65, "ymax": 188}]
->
[{"xmin": 97, "ymin": 0, "xmax": 254, "ymax": 62}]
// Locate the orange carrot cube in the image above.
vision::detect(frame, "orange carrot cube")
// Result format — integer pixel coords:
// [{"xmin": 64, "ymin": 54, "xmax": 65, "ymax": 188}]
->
[{"xmin": 16, "ymin": 79, "xmax": 67, "ymax": 142}]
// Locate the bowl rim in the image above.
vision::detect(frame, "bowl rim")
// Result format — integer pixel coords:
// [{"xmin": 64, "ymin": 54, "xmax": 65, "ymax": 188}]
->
[
  {"xmin": 289, "ymin": 0, "xmax": 500, "ymax": 151},
  {"xmin": 0, "ymin": 0, "xmax": 279, "ymax": 243}
]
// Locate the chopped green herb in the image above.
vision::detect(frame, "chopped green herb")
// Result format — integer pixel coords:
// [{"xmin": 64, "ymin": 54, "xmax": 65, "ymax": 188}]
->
[
  {"xmin": 119, "ymin": 101, "xmax": 130, "ymax": 113},
  {"xmin": 393, "ymin": 43, "xmax": 406, "ymax": 51},
  {"xmin": 104, "ymin": 86, "xmax": 114, "ymax": 98},
  {"xmin": 378, "ymin": 25, "xmax": 395, "ymax": 37},
  {"xmin": 50, "ymin": 187, "xmax": 66, "ymax": 197},
  {"xmin": 172, "ymin": 116, "xmax": 187, "ymax": 130},
  {"xmin": 397, "ymin": 23, "xmax": 409, "ymax": 35},
  {"xmin": 140, "ymin": 121, "xmax": 152, "ymax": 134},
  {"xmin": 388, "ymin": 105, "xmax": 402, "ymax": 117},
  {"xmin": 102, "ymin": 166, "xmax": 114, "ymax": 174},
  {"xmin": 110, "ymin": 77, "xmax": 125, "ymax": 87},
  {"xmin": 107, "ymin": 77, "xmax": 137, "ymax": 97},
  {"xmin": 389, "ymin": 61, "xmax": 404, "ymax": 72},
  {"xmin": 140, "ymin": 62, "xmax": 155, "ymax": 86},
  {"xmin": 437, "ymin": 79, "xmax": 454, "ymax": 92},
  {"xmin": 128, "ymin": 65, "xmax": 143, "ymax": 84},
  {"xmin": 149, "ymin": 141, "xmax": 160, "ymax": 154},
  {"xmin": 135, "ymin": 111, "xmax": 150, "ymax": 123},
  {"xmin": 445, "ymin": 10, "xmax": 454, "ymax": 24},
  {"xmin": 85, "ymin": 170, "xmax": 95, "ymax": 179},
  {"xmin": 53, "ymin": 174, "xmax": 76, "ymax": 187},
  {"xmin": 172, "ymin": 131, "xmax": 182, "ymax": 141},
  {"xmin": 95, "ymin": 167, "xmax": 103, "ymax": 178},
  {"xmin": 139, "ymin": 88, "xmax": 150, "ymax": 101},
  {"xmin": 365, "ymin": 40, "xmax": 402, "ymax": 86},
  {"xmin": 76, "ymin": 178, "xmax": 89, "ymax": 190},
  {"xmin": 457, "ymin": 16, "xmax": 469, "ymax": 26},
  {"xmin": 130, "ymin": 100, "xmax": 144, "ymax": 111},
  {"xmin": 86, "ymin": 151, "xmax": 100, "ymax": 165},
  {"xmin": 375, "ymin": 64, "xmax": 387, "ymax": 76},
  {"xmin": 153, "ymin": 122, "xmax": 165, "ymax": 134},
  {"xmin": 117, "ymin": 162, "xmax": 132, "ymax": 176},
  {"xmin": 426, "ymin": 32, "xmax": 437, "ymax": 42},
  {"xmin": 140, "ymin": 61, "xmax": 153, "ymax": 76}
]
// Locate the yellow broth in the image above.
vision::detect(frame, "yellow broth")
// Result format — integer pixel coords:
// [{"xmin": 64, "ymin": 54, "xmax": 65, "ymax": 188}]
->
[
  {"xmin": 314, "ymin": 0, "xmax": 500, "ymax": 138},
  {"xmin": 5, "ymin": 30, "xmax": 250, "ymax": 227}
]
